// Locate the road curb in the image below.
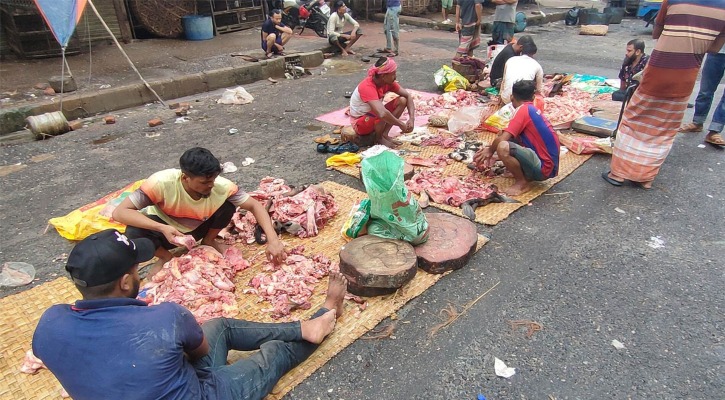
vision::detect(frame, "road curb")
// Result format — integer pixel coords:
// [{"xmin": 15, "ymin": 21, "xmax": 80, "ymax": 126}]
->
[
  {"xmin": 0, "ymin": 51, "xmax": 324, "ymax": 137},
  {"xmin": 372, "ymin": 11, "xmax": 567, "ymax": 31}
]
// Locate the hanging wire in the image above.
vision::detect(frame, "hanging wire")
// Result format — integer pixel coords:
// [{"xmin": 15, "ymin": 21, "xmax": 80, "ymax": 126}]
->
[
  {"xmin": 85, "ymin": 8, "xmax": 92, "ymax": 86},
  {"xmin": 60, "ymin": 47, "xmax": 66, "ymax": 110}
]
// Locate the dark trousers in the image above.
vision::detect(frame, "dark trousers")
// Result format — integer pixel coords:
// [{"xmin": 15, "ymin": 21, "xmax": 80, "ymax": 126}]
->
[{"xmin": 125, "ymin": 201, "xmax": 236, "ymax": 250}]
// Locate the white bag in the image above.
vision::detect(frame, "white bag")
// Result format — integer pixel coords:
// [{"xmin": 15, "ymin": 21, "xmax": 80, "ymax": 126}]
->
[
  {"xmin": 447, "ymin": 106, "xmax": 486, "ymax": 134},
  {"xmin": 217, "ymin": 86, "xmax": 254, "ymax": 105}
]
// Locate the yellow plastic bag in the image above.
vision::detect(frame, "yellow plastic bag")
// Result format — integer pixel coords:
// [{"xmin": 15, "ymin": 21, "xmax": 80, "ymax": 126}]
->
[
  {"xmin": 340, "ymin": 198, "xmax": 371, "ymax": 241},
  {"xmin": 326, "ymin": 152, "xmax": 362, "ymax": 167},
  {"xmin": 434, "ymin": 65, "xmax": 469, "ymax": 93},
  {"xmin": 483, "ymin": 103, "xmax": 516, "ymax": 131},
  {"xmin": 48, "ymin": 180, "xmax": 144, "ymax": 241}
]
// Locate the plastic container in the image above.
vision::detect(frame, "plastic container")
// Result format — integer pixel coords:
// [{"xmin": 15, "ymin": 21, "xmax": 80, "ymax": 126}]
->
[
  {"xmin": 182, "ymin": 15, "xmax": 214, "ymax": 40},
  {"xmin": 26, "ymin": 111, "xmax": 70, "ymax": 140}
]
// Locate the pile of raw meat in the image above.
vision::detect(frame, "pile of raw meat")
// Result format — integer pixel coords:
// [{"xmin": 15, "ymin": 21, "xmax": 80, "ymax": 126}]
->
[
  {"xmin": 220, "ymin": 177, "xmax": 339, "ymax": 244},
  {"xmin": 245, "ymin": 245, "xmax": 337, "ymax": 319},
  {"xmin": 140, "ymin": 246, "xmax": 250, "ymax": 324},
  {"xmin": 544, "ymin": 87, "xmax": 592, "ymax": 126},
  {"xmin": 405, "ymin": 154, "xmax": 452, "ymax": 168},
  {"xmin": 406, "ymin": 169, "xmax": 499, "ymax": 207}
]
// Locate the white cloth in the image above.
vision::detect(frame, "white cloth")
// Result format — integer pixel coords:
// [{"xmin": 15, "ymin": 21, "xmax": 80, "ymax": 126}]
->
[
  {"xmin": 493, "ymin": 2, "xmax": 518, "ymax": 23},
  {"xmin": 348, "ymin": 88, "xmax": 369, "ymax": 117},
  {"xmin": 500, "ymin": 55, "xmax": 543, "ymax": 104},
  {"xmin": 327, "ymin": 12, "xmax": 359, "ymax": 39}
]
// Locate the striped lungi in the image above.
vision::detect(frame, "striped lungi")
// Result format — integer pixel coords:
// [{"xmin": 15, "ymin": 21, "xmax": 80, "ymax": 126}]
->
[
  {"xmin": 610, "ymin": 90, "xmax": 689, "ymax": 183},
  {"xmin": 456, "ymin": 24, "xmax": 480, "ymax": 55}
]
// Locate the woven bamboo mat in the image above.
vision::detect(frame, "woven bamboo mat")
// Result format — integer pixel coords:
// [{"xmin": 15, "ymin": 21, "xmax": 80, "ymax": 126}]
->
[
  {"xmin": 0, "ymin": 181, "xmax": 487, "ymax": 400},
  {"xmin": 330, "ymin": 131, "xmax": 592, "ymax": 225}
]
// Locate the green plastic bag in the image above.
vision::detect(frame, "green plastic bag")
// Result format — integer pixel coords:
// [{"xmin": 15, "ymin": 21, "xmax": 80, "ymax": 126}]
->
[
  {"xmin": 434, "ymin": 65, "xmax": 469, "ymax": 93},
  {"xmin": 361, "ymin": 151, "xmax": 429, "ymax": 245}
]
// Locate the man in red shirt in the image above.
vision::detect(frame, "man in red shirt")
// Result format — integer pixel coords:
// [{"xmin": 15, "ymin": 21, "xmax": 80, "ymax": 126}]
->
[
  {"xmin": 348, "ymin": 57, "xmax": 416, "ymax": 147},
  {"xmin": 474, "ymin": 80, "xmax": 560, "ymax": 195}
]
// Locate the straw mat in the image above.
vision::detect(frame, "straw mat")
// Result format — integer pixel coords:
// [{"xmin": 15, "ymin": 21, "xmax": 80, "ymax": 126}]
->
[
  {"xmin": 0, "ymin": 181, "xmax": 487, "ymax": 400},
  {"xmin": 330, "ymin": 130, "xmax": 592, "ymax": 225}
]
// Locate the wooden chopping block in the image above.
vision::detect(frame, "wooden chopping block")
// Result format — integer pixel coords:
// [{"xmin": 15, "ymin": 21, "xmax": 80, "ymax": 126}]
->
[
  {"xmin": 339, "ymin": 235, "xmax": 417, "ymax": 296},
  {"xmin": 414, "ymin": 213, "xmax": 477, "ymax": 274},
  {"xmin": 403, "ymin": 162, "xmax": 414, "ymax": 181},
  {"xmin": 341, "ymin": 125, "xmax": 376, "ymax": 147}
]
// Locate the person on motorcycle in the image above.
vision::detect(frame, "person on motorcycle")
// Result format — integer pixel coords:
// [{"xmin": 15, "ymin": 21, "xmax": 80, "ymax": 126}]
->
[
  {"xmin": 327, "ymin": 1, "xmax": 363, "ymax": 56},
  {"xmin": 261, "ymin": 9, "xmax": 293, "ymax": 58},
  {"xmin": 348, "ymin": 57, "xmax": 416, "ymax": 148}
]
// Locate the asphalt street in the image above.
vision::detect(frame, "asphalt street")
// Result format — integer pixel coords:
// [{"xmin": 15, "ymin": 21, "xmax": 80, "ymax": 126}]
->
[{"xmin": 0, "ymin": 18, "xmax": 723, "ymax": 399}]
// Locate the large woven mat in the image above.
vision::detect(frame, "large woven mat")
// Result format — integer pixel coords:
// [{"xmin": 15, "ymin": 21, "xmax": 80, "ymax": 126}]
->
[
  {"xmin": 330, "ymin": 131, "xmax": 592, "ymax": 225},
  {"xmin": 0, "ymin": 181, "xmax": 487, "ymax": 400}
]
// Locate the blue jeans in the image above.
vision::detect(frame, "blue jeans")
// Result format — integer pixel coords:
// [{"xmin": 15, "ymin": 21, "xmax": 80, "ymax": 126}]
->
[
  {"xmin": 693, "ymin": 53, "xmax": 725, "ymax": 133},
  {"xmin": 193, "ymin": 308, "xmax": 327, "ymax": 400},
  {"xmin": 384, "ymin": 6, "xmax": 401, "ymax": 51}
]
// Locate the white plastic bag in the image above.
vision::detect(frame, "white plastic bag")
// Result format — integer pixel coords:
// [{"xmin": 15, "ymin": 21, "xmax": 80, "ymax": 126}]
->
[
  {"xmin": 0, "ymin": 262, "xmax": 35, "ymax": 287},
  {"xmin": 217, "ymin": 86, "xmax": 254, "ymax": 105},
  {"xmin": 447, "ymin": 106, "xmax": 486, "ymax": 134}
]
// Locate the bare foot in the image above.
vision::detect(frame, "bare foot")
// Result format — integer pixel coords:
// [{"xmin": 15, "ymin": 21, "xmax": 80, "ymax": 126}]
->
[
  {"xmin": 505, "ymin": 182, "xmax": 531, "ymax": 196},
  {"xmin": 323, "ymin": 272, "xmax": 348, "ymax": 319},
  {"xmin": 346, "ymin": 49, "xmax": 356, "ymax": 55},
  {"xmin": 300, "ymin": 309, "xmax": 336, "ymax": 344},
  {"xmin": 341, "ymin": 50, "xmax": 349, "ymax": 57},
  {"xmin": 380, "ymin": 138, "xmax": 399, "ymax": 148}
]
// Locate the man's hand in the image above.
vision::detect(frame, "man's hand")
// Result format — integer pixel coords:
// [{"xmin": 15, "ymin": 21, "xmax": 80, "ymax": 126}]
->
[
  {"xmin": 474, "ymin": 146, "xmax": 494, "ymax": 167},
  {"xmin": 266, "ymin": 238, "xmax": 286, "ymax": 265},
  {"xmin": 402, "ymin": 120, "xmax": 414, "ymax": 133},
  {"xmin": 455, "ymin": 22, "xmax": 461, "ymax": 32},
  {"xmin": 159, "ymin": 224, "xmax": 184, "ymax": 245}
]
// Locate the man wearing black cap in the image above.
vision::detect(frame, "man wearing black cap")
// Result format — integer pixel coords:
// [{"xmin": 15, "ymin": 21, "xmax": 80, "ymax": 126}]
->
[
  {"xmin": 32, "ymin": 229, "xmax": 347, "ymax": 400},
  {"xmin": 113, "ymin": 147, "xmax": 285, "ymax": 278}
]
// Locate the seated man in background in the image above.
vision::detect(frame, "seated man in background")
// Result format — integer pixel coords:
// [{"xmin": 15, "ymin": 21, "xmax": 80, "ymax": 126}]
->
[
  {"xmin": 113, "ymin": 147, "xmax": 285, "ymax": 277},
  {"xmin": 488, "ymin": 35, "xmax": 534, "ymax": 89},
  {"xmin": 474, "ymin": 80, "xmax": 559, "ymax": 196},
  {"xmin": 499, "ymin": 41, "xmax": 543, "ymax": 104},
  {"xmin": 612, "ymin": 39, "xmax": 649, "ymax": 101},
  {"xmin": 349, "ymin": 57, "xmax": 415, "ymax": 148},
  {"xmin": 327, "ymin": 1, "xmax": 363, "ymax": 56},
  {"xmin": 261, "ymin": 9, "xmax": 293, "ymax": 58},
  {"xmin": 33, "ymin": 229, "xmax": 347, "ymax": 400}
]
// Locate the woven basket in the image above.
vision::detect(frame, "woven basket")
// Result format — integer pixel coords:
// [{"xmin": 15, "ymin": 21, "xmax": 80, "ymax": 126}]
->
[
  {"xmin": 579, "ymin": 24, "xmax": 609, "ymax": 36},
  {"xmin": 401, "ymin": 0, "xmax": 429, "ymax": 16},
  {"xmin": 128, "ymin": 0, "xmax": 197, "ymax": 38}
]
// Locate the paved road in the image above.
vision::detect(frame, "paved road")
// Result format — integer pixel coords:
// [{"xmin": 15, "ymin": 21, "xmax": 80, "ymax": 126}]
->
[{"xmin": 1, "ymin": 19, "xmax": 723, "ymax": 399}]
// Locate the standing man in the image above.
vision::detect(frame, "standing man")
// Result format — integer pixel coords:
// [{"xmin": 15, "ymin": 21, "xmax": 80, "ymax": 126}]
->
[
  {"xmin": 113, "ymin": 147, "xmax": 285, "ymax": 277},
  {"xmin": 455, "ymin": 0, "xmax": 483, "ymax": 58},
  {"xmin": 491, "ymin": 0, "xmax": 518, "ymax": 45},
  {"xmin": 32, "ymin": 229, "xmax": 347, "ymax": 400},
  {"xmin": 602, "ymin": 0, "xmax": 725, "ymax": 189},
  {"xmin": 489, "ymin": 35, "xmax": 534, "ymax": 88},
  {"xmin": 261, "ymin": 9, "xmax": 293, "ymax": 59},
  {"xmin": 327, "ymin": 1, "xmax": 363, "ymax": 56},
  {"xmin": 474, "ymin": 80, "xmax": 560, "ymax": 196},
  {"xmin": 678, "ymin": 47, "xmax": 725, "ymax": 148},
  {"xmin": 612, "ymin": 39, "xmax": 649, "ymax": 101},
  {"xmin": 380, "ymin": 0, "xmax": 401, "ymax": 56},
  {"xmin": 499, "ymin": 41, "xmax": 543, "ymax": 104},
  {"xmin": 349, "ymin": 57, "xmax": 416, "ymax": 148}
]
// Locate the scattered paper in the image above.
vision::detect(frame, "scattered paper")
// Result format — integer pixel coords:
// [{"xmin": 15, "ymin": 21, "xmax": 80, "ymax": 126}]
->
[
  {"xmin": 228, "ymin": 128, "xmax": 239, "ymax": 135},
  {"xmin": 145, "ymin": 132, "xmax": 161, "ymax": 138},
  {"xmin": 614, "ymin": 207, "xmax": 625, "ymax": 214},
  {"xmin": 494, "ymin": 357, "xmax": 516, "ymax": 378},
  {"xmin": 647, "ymin": 236, "xmax": 665, "ymax": 249},
  {"xmin": 697, "ymin": 144, "xmax": 706, "ymax": 148},
  {"xmin": 611, "ymin": 339, "xmax": 626, "ymax": 349},
  {"xmin": 241, "ymin": 157, "xmax": 255, "ymax": 167},
  {"xmin": 221, "ymin": 161, "xmax": 237, "ymax": 173},
  {"xmin": 175, "ymin": 117, "xmax": 190, "ymax": 123},
  {"xmin": 706, "ymin": 194, "xmax": 713, "ymax": 198}
]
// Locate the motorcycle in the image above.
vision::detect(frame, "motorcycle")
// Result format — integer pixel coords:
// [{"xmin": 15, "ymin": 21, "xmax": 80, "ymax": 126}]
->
[{"xmin": 275, "ymin": 0, "xmax": 330, "ymax": 38}]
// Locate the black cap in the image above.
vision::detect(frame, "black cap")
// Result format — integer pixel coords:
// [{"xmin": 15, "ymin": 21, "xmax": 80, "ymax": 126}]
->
[{"xmin": 65, "ymin": 229, "xmax": 155, "ymax": 287}]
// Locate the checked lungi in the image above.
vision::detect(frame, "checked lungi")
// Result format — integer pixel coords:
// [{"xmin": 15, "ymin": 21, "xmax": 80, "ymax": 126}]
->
[{"xmin": 456, "ymin": 24, "xmax": 481, "ymax": 55}]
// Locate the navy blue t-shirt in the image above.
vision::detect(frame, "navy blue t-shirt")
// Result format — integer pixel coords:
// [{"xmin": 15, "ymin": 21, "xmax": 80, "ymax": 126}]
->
[
  {"xmin": 261, "ymin": 18, "xmax": 284, "ymax": 36},
  {"xmin": 33, "ymin": 298, "xmax": 205, "ymax": 400}
]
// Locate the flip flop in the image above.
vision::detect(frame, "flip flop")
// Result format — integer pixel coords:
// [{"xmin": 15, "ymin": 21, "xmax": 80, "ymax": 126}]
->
[
  {"xmin": 329, "ymin": 142, "xmax": 360, "ymax": 154},
  {"xmin": 344, "ymin": 91, "xmax": 353, "ymax": 98},
  {"xmin": 678, "ymin": 123, "xmax": 703, "ymax": 133},
  {"xmin": 316, "ymin": 142, "xmax": 331, "ymax": 153},
  {"xmin": 376, "ymin": 48, "xmax": 393, "ymax": 53},
  {"xmin": 601, "ymin": 171, "xmax": 623, "ymax": 187},
  {"xmin": 705, "ymin": 133, "xmax": 725, "ymax": 148}
]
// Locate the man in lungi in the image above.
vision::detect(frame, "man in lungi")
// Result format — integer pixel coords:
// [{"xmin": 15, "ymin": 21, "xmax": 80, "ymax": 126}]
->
[
  {"xmin": 474, "ymin": 80, "xmax": 560, "ymax": 196},
  {"xmin": 454, "ymin": 0, "xmax": 482, "ymax": 58},
  {"xmin": 491, "ymin": 0, "xmax": 518, "ymax": 45},
  {"xmin": 113, "ymin": 147, "xmax": 285, "ymax": 277},
  {"xmin": 602, "ymin": 0, "xmax": 725, "ymax": 189},
  {"xmin": 348, "ymin": 57, "xmax": 416, "ymax": 148},
  {"xmin": 33, "ymin": 229, "xmax": 348, "ymax": 400}
]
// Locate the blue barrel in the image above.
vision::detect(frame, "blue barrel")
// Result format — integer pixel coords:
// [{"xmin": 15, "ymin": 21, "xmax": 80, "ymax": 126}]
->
[{"xmin": 182, "ymin": 15, "xmax": 214, "ymax": 40}]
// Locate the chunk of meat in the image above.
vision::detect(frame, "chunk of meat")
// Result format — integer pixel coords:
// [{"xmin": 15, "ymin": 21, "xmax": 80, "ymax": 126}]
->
[
  {"xmin": 20, "ymin": 349, "xmax": 45, "ymax": 374},
  {"xmin": 406, "ymin": 169, "xmax": 498, "ymax": 207},
  {"xmin": 172, "ymin": 235, "xmax": 196, "ymax": 251}
]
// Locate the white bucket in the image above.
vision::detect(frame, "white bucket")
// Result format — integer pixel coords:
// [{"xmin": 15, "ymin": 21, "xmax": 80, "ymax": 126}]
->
[{"xmin": 26, "ymin": 111, "xmax": 70, "ymax": 140}]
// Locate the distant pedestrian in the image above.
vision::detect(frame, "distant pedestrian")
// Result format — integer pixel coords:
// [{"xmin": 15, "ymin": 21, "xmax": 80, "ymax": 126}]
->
[
  {"xmin": 678, "ymin": 48, "xmax": 725, "ymax": 148},
  {"xmin": 491, "ymin": 0, "xmax": 518, "ymax": 45},
  {"xmin": 327, "ymin": 1, "xmax": 363, "ymax": 56},
  {"xmin": 441, "ymin": 0, "xmax": 453, "ymax": 24},
  {"xmin": 602, "ymin": 0, "xmax": 725, "ymax": 189},
  {"xmin": 379, "ymin": 0, "xmax": 401, "ymax": 56},
  {"xmin": 455, "ymin": 0, "xmax": 483, "ymax": 58}
]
